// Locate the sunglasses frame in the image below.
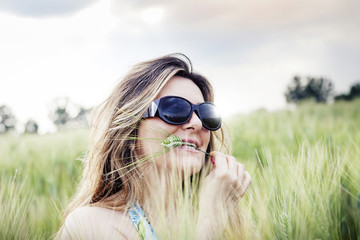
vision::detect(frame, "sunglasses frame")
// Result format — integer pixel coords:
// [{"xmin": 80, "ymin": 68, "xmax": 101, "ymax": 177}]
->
[{"xmin": 143, "ymin": 96, "xmax": 221, "ymax": 131}]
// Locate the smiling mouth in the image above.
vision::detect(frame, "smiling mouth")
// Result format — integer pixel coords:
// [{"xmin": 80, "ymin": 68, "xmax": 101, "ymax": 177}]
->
[{"xmin": 181, "ymin": 142, "xmax": 198, "ymax": 150}]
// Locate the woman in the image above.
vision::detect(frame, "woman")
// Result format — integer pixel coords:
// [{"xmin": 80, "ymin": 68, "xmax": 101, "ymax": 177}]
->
[{"xmin": 57, "ymin": 53, "xmax": 251, "ymax": 239}]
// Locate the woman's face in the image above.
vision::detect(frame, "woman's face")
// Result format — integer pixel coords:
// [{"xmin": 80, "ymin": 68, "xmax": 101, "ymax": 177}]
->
[{"xmin": 137, "ymin": 76, "xmax": 211, "ymax": 179}]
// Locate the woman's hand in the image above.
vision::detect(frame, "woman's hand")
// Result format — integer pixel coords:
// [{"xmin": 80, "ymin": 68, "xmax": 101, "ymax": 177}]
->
[
  {"xmin": 196, "ymin": 151, "xmax": 251, "ymax": 239},
  {"xmin": 201, "ymin": 151, "xmax": 251, "ymax": 207}
]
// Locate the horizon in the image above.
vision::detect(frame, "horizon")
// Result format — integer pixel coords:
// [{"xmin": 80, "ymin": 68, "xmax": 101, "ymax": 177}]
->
[{"xmin": 1, "ymin": 0, "xmax": 359, "ymax": 134}]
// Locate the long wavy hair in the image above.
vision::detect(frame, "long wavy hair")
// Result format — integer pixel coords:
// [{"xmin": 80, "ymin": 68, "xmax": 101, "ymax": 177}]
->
[{"xmin": 57, "ymin": 53, "xmax": 233, "ymax": 237}]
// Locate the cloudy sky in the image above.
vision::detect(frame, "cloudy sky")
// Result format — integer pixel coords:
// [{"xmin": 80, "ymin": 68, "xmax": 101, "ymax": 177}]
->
[{"xmin": 1, "ymin": 0, "xmax": 359, "ymax": 133}]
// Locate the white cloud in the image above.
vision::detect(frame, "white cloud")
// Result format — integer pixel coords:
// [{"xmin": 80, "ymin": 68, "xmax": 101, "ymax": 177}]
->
[
  {"xmin": 0, "ymin": 0, "xmax": 120, "ymax": 133},
  {"xmin": 0, "ymin": 0, "xmax": 99, "ymax": 17},
  {"xmin": 0, "ymin": 0, "xmax": 359, "ymax": 133},
  {"xmin": 141, "ymin": 7, "xmax": 164, "ymax": 26}
]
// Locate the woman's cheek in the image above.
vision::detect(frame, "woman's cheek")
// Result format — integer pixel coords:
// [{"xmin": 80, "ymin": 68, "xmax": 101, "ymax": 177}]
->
[
  {"xmin": 137, "ymin": 119, "xmax": 179, "ymax": 156},
  {"xmin": 148, "ymin": 118, "xmax": 179, "ymax": 136}
]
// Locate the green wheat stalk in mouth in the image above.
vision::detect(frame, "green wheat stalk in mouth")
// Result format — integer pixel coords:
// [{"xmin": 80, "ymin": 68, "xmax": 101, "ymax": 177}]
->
[
  {"xmin": 161, "ymin": 135, "xmax": 215, "ymax": 164},
  {"xmin": 161, "ymin": 135, "xmax": 188, "ymax": 150}
]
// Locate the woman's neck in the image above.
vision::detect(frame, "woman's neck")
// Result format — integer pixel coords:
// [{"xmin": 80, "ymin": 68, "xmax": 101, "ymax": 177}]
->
[
  {"xmin": 139, "ymin": 169, "xmax": 200, "ymax": 239},
  {"xmin": 142, "ymin": 169, "xmax": 180, "ymax": 209}
]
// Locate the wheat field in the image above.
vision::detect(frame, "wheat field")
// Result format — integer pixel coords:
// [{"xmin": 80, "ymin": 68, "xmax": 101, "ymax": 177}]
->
[{"xmin": 1, "ymin": 100, "xmax": 359, "ymax": 239}]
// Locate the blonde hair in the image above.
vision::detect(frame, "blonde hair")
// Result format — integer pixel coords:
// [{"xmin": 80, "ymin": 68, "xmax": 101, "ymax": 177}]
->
[{"xmin": 57, "ymin": 53, "xmax": 232, "ymax": 237}]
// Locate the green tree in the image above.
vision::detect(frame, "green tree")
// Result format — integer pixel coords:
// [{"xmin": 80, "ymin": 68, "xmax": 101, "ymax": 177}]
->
[
  {"xmin": 49, "ymin": 97, "xmax": 91, "ymax": 131},
  {"xmin": 49, "ymin": 97, "xmax": 72, "ymax": 130},
  {"xmin": 349, "ymin": 82, "xmax": 360, "ymax": 98},
  {"xmin": 285, "ymin": 76, "xmax": 334, "ymax": 104},
  {"xmin": 24, "ymin": 119, "xmax": 39, "ymax": 134},
  {"xmin": 334, "ymin": 82, "xmax": 360, "ymax": 101},
  {"xmin": 0, "ymin": 105, "xmax": 16, "ymax": 133}
]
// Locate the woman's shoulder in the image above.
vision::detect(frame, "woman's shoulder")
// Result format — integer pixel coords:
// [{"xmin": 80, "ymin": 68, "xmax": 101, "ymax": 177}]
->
[{"xmin": 61, "ymin": 206, "xmax": 138, "ymax": 240}]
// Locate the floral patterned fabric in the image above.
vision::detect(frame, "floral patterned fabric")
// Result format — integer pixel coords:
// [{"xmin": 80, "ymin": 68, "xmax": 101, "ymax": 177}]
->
[{"xmin": 128, "ymin": 202, "xmax": 160, "ymax": 240}]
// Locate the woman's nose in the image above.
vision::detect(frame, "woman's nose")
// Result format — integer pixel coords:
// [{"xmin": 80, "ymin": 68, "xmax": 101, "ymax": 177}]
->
[{"xmin": 183, "ymin": 112, "xmax": 203, "ymax": 131}]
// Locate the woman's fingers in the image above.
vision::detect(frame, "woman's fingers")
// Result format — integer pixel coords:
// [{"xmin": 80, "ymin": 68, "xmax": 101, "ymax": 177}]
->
[
  {"xmin": 227, "ymin": 156, "xmax": 239, "ymax": 185},
  {"xmin": 210, "ymin": 151, "xmax": 228, "ymax": 177},
  {"xmin": 209, "ymin": 151, "xmax": 251, "ymax": 200},
  {"xmin": 240, "ymin": 171, "xmax": 251, "ymax": 197},
  {"xmin": 236, "ymin": 162, "xmax": 245, "ymax": 188}
]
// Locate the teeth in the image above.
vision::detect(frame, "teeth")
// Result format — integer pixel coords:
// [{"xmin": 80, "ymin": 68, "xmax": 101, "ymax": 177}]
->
[
  {"xmin": 183, "ymin": 145, "xmax": 197, "ymax": 150},
  {"xmin": 182, "ymin": 142, "xmax": 197, "ymax": 149}
]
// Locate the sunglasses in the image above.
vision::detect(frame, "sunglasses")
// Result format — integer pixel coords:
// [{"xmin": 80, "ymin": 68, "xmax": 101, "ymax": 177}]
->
[{"xmin": 143, "ymin": 96, "xmax": 221, "ymax": 131}]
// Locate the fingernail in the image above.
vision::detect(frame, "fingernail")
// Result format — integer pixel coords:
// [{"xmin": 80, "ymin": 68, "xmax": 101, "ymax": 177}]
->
[{"xmin": 210, "ymin": 157, "xmax": 215, "ymax": 165}]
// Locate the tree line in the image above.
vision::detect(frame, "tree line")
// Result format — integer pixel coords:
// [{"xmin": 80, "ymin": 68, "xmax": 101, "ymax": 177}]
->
[
  {"xmin": 1, "ymin": 76, "xmax": 359, "ymax": 134},
  {"xmin": 285, "ymin": 76, "xmax": 360, "ymax": 104},
  {"xmin": 0, "ymin": 97, "xmax": 92, "ymax": 134}
]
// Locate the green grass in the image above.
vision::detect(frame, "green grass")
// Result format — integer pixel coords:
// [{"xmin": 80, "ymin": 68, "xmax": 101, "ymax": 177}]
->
[
  {"xmin": 229, "ymin": 100, "xmax": 360, "ymax": 239},
  {"xmin": 1, "ymin": 100, "xmax": 360, "ymax": 239},
  {"xmin": 0, "ymin": 130, "xmax": 88, "ymax": 239}
]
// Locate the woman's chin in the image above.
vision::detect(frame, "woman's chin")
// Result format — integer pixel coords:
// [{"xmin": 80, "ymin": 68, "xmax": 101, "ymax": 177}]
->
[
  {"xmin": 178, "ymin": 156, "xmax": 204, "ymax": 176},
  {"xmin": 154, "ymin": 149, "xmax": 205, "ymax": 177}
]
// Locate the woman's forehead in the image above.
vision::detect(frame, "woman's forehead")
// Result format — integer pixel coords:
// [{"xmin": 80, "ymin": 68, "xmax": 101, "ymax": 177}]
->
[{"xmin": 156, "ymin": 76, "xmax": 205, "ymax": 104}]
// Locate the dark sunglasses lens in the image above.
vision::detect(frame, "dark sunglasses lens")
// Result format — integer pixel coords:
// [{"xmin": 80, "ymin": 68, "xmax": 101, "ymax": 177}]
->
[
  {"xmin": 161, "ymin": 98, "xmax": 192, "ymax": 123},
  {"xmin": 199, "ymin": 104, "xmax": 221, "ymax": 130}
]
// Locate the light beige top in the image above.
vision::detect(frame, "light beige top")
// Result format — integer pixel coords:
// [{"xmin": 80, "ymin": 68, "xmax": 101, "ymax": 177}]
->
[{"xmin": 61, "ymin": 206, "xmax": 140, "ymax": 240}]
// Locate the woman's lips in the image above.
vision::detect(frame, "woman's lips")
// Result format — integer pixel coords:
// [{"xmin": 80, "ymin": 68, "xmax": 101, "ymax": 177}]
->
[
  {"xmin": 179, "ymin": 145, "xmax": 200, "ymax": 153},
  {"xmin": 181, "ymin": 138, "xmax": 200, "ymax": 149}
]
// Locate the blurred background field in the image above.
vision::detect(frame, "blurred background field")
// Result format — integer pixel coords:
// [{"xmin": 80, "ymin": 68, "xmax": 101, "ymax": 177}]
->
[
  {"xmin": 1, "ymin": 1, "xmax": 359, "ymax": 239},
  {"xmin": 1, "ymin": 100, "xmax": 359, "ymax": 239}
]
